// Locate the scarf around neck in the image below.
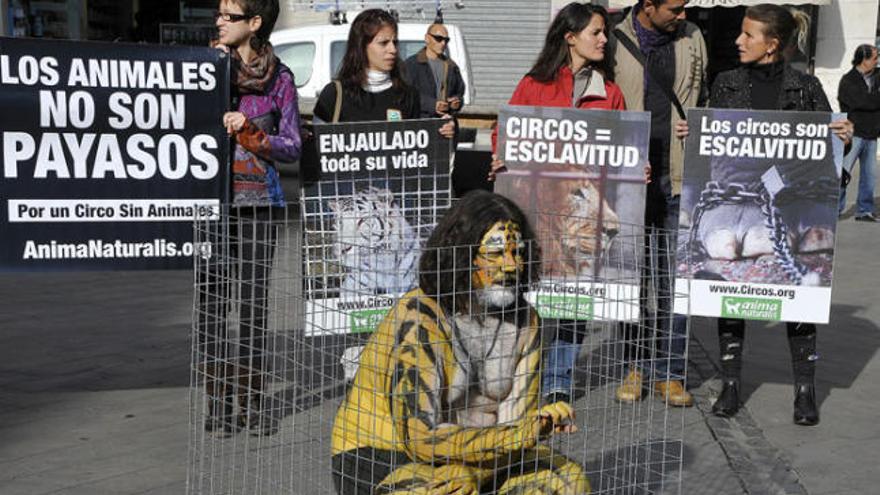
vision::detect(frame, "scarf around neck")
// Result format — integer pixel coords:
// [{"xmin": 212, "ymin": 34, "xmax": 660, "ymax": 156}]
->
[
  {"xmin": 632, "ymin": 2, "xmax": 676, "ymax": 56},
  {"xmin": 363, "ymin": 70, "xmax": 393, "ymax": 93},
  {"xmin": 230, "ymin": 43, "xmax": 278, "ymax": 95}
]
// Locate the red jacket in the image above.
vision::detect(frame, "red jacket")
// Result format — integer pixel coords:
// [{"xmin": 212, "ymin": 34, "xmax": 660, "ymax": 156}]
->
[{"xmin": 492, "ymin": 66, "xmax": 626, "ymax": 152}]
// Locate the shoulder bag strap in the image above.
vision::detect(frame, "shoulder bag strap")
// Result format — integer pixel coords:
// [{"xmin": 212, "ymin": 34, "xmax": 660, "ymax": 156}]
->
[{"xmin": 613, "ymin": 28, "xmax": 686, "ymax": 120}]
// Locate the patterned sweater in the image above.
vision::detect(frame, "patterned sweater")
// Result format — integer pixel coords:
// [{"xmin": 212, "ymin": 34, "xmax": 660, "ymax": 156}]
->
[{"xmin": 233, "ymin": 65, "xmax": 302, "ymax": 206}]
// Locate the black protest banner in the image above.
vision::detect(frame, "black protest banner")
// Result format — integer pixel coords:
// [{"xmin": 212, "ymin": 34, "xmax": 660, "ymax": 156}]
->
[
  {"xmin": 300, "ymin": 118, "xmax": 451, "ymax": 336},
  {"xmin": 0, "ymin": 37, "xmax": 229, "ymax": 270},
  {"xmin": 675, "ymin": 108, "xmax": 843, "ymax": 323},
  {"xmin": 495, "ymin": 105, "xmax": 650, "ymax": 322}
]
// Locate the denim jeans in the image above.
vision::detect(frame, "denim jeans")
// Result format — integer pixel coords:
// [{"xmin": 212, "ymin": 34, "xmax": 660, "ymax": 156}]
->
[
  {"xmin": 542, "ymin": 322, "xmax": 586, "ymax": 397},
  {"xmin": 839, "ymin": 136, "xmax": 877, "ymax": 216},
  {"xmin": 620, "ymin": 176, "xmax": 688, "ymax": 381}
]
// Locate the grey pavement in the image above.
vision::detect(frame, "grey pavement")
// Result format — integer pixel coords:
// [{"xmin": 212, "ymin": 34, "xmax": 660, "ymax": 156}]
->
[{"xmin": 1, "ymin": 187, "xmax": 878, "ymax": 494}]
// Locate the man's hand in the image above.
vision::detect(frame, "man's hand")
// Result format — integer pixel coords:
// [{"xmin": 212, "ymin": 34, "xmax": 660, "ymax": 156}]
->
[
  {"xmin": 536, "ymin": 401, "xmax": 578, "ymax": 436},
  {"xmin": 829, "ymin": 119, "xmax": 854, "ymax": 144},
  {"xmin": 435, "ymin": 100, "xmax": 450, "ymax": 115},
  {"xmin": 223, "ymin": 111, "xmax": 247, "ymax": 135},
  {"xmin": 448, "ymin": 96, "xmax": 462, "ymax": 111},
  {"xmin": 675, "ymin": 119, "xmax": 690, "ymax": 140},
  {"xmin": 439, "ymin": 114, "xmax": 455, "ymax": 139}
]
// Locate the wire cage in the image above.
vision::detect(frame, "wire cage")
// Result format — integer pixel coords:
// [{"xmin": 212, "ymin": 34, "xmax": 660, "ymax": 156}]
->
[{"xmin": 188, "ymin": 200, "xmax": 689, "ymax": 495}]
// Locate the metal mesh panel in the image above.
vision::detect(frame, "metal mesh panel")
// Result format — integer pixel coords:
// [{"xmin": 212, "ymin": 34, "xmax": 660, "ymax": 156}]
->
[{"xmin": 188, "ymin": 202, "xmax": 688, "ymax": 495}]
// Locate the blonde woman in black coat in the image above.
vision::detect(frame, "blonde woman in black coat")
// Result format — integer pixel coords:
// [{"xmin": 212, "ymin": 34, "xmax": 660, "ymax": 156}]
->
[{"xmin": 697, "ymin": 4, "xmax": 852, "ymax": 426}]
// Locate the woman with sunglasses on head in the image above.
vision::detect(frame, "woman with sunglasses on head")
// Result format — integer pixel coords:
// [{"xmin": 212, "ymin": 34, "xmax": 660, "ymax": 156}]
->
[
  {"xmin": 313, "ymin": 8, "xmax": 453, "ymax": 140},
  {"xmin": 703, "ymin": 4, "xmax": 852, "ymax": 426},
  {"xmin": 490, "ymin": 2, "xmax": 626, "ymax": 407},
  {"xmin": 198, "ymin": 0, "xmax": 301, "ymax": 436}
]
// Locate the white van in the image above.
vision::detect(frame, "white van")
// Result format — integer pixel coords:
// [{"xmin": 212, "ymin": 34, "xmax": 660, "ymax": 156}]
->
[{"xmin": 270, "ymin": 22, "xmax": 473, "ymax": 106}]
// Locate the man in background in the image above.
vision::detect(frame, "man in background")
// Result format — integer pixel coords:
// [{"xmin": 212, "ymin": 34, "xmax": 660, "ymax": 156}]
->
[
  {"xmin": 404, "ymin": 23, "xmax": 466, "ymax": 118},
  {"xmin": 838, "ymin": 44, "xmax": 880, "ymax": 222}
]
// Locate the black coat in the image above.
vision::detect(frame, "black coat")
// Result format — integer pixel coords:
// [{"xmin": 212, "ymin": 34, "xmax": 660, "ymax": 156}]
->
[
  {"xmin": 710, "ymin": 64, "xmax": 831, "ymax": 112},
  {"xmin": 707, "ymin": 64, "xmax": 834, "ymax": 187},
  {"xmin": 403, "ymin": 48, "xmax": 466, "ymax": 118},
  {"xmin": 837, "ymin": 67, "xmax": 880, "ymax": 139}
]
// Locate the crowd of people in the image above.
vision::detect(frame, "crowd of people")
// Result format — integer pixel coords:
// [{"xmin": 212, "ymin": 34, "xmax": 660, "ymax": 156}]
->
[{"xmin": 198, "ymin": 1, "xmax": 872, "ymax": 490}]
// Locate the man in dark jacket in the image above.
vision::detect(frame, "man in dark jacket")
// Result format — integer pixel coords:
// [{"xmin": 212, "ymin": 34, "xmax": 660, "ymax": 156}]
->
[
  {"xmin": 403, "ymin": 23, "xmax": 466, "ymax": 118},
  {"xmin": 838, "ymin": 44, "xmax": 880, "ymax": 221}
]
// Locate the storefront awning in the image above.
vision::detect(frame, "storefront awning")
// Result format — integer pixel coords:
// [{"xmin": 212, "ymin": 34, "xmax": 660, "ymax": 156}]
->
[{"xmin": 608, "ymin": 0, "xmax": 830, "ymax": 9}]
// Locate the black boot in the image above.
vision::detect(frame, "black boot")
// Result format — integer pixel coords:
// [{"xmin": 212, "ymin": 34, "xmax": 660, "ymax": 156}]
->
[
  {"xmin": 205, "ymin": 395, "xmax": 237, "ymax": 434},
  {"xmin": 237, "ymin": 371, "xmax": 277, "ymax": 436},
  {"xmin": 793, "ymin": 383, "xmax": 819, "ymax": 426},
  {"xmin": 202, "ymin": 363, "xmax": 238, "ymax": 435},
  {"xmin": 712, "ymin": 380, "xmax": 740, "ymax": 417},
  {"xmin": 713, "ymin": 319, "xmax": 745, "ymax": 418},
  {"xmin": 788, "ymin": 323, "xmax": 820, "ymax": 426}
]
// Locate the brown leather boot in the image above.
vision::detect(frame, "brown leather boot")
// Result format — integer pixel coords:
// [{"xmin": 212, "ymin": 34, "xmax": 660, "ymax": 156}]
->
[
  {"xmin": 615, "ymin": 368, "xmax": 643, "ymax": 403},
  {"xmin": 654, "ymin": 380, "xmax": 694, "ymax": 407}
]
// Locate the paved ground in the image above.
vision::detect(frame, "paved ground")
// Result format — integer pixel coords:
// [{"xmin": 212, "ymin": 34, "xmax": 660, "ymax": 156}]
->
[{"xmin": 1, "ymin": 183, "xmax": 877, "ymax": 494}]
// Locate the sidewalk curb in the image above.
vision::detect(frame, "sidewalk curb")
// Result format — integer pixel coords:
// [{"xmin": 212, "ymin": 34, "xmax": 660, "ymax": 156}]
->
[{"xmin": 689, "ymin": 332, "xmax": 809, "ymax": 495}]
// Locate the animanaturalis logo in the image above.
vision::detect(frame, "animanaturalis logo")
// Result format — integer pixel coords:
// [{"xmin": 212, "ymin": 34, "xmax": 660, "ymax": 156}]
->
[
  {"xmin": 536, "ymin": 295, "xmax": 593, "ymax": 320},
  {"xmin": 350, "ymin": 309, "xmax": 387, "ymax": 333},
  {"xmin": 720, "ymin": 296, "xmax": 782, "ymax": 321}
]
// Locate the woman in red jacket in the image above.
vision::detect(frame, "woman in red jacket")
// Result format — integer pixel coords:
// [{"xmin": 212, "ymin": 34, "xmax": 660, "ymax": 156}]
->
[
  {"xmin": 507, "ymin": 7, "xmax": 624, "ymax": 110},
  {"xmin": 491, "ymin": 2, "xmax": 624, "ymax": 156},
  {"xmin": 491, "ymin": 2, "xmax": 626, "ymax": 406}
]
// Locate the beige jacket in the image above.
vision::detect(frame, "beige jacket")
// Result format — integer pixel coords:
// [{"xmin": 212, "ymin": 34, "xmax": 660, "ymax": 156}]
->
[{"xmin": 610, "ymin": 9, "xmax": 707, "ymax": 195}]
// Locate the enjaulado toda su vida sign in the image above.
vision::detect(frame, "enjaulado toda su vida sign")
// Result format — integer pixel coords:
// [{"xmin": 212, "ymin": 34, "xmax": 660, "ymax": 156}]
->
[{"xmin": 0, "ymin": 37, "xmax": 230, "ymax": 271}]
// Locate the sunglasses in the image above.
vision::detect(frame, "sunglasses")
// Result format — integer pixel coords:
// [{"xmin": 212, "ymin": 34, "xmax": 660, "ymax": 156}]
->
[
  {"xmin": 429, "ymin": 33, "xmax": 451, "ymax": 44},
  {"xmin": 214, "ymin": 11, "xmax": 254, "ymax": 23}
]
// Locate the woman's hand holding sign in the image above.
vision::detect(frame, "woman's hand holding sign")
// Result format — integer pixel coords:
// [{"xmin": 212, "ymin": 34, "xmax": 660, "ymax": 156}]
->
[{"xmin": 223, "ymin": 111, "xmax": 247, "ymax": 135}]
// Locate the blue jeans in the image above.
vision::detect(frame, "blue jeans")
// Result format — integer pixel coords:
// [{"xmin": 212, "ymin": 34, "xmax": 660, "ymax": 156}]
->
[
  {"xmin": 629, "ymin": 177, "xmax": 687, "ymax": 381},
  {"xmin": 542, "ymin": 333, "xmax": 581, "ymax": 397},
  {"xmin": 839, "ymin": 136, "xmax": 876, "ymax": 216}
]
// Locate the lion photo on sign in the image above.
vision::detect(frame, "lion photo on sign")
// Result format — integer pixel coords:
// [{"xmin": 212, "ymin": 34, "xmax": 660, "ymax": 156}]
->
[{"xmin": 500, "ymin": 164, "xmax": 620, "ymax": 278}]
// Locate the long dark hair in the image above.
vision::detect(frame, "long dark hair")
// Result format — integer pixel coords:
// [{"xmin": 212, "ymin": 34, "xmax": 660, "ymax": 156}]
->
[
  {"xmin": 419, "ymin": 190, "xmax": 540, "ymax": 316},
  {"xmin": 336, "ymin": 9, "xmax": 406, "ymax": 98},
  {"xmin": 527, "ymin": 2, "xmax": 611, "ymax": 83},
  {"xmin": 746, "ymin": 3, "xmax": 809, "ymax": 55},
  {"xmin": 852, "ymin": 44, "xmax": 876, "ymax": 66},
  {"xmin": 233, "ymin": 0, "xmax": 280, "ymax": 50}
]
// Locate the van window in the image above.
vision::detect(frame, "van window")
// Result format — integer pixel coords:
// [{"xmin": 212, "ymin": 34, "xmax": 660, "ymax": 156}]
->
[
  {"xmin": 330, "ymin": 40, "xmax": 427, "ymax": 76},
  {"xmin": 276, "ymin": 42, "xmax": 316, "ymax": 87}
]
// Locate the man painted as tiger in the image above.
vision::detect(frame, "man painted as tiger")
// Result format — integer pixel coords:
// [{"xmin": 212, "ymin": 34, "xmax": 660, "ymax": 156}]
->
[{"xmin": 330, "ymin": 190, "xmax": 590, "ymax": 495}]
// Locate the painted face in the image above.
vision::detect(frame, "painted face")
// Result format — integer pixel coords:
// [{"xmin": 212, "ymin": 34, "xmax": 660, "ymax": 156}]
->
[
  {"xmin": 425, "ymin": 25, "xmax": 450, "ymax": 58},
  {"xmin": 215, "ymin": 0, "xmax": 258, "ymax": 48},
  {"xmin": 644, "ymin": 0, "xmax": 687, "ymax": 34},
  {"xmin": 736, "ymin": 17, "xmax": 779, "ymax": 65},
  {"xmin": 367, "ymin": 25, "xmax": 399, "ymax": 72},
  {"xmin": 472, "ymin": 221, "xmax": 525, "ymax": 291},
  {"xmin": 568, "ymin": 14, "xmax": 607, "ymax": 65}
]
